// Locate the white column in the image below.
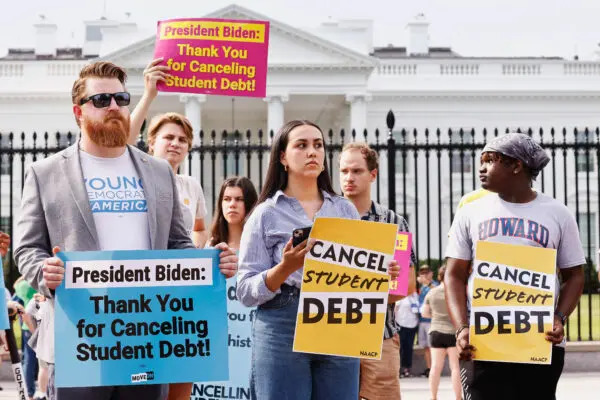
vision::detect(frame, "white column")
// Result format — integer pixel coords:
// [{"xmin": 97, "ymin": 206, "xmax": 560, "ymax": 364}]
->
[
  {"xmin": 178, "ymin": 95, "xmax": 206, "ymax": 177},
  {"xmin": 180, "ymin": 94, "xmax": 207, "ymax": 145},
  {"xmin": 346, "ymin": 94, "xmax": 372, "ymax": 141},
  {"xmin": 264, "ymin": 95, "xmax": 289, "ymax": 140}
]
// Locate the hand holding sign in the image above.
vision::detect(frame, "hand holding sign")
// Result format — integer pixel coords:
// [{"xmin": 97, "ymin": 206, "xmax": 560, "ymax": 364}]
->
[
  {"xmin": 388, "ymin": 259, "xmax": 399, "ymax": 281},
  {"xmin": 215, "ymin": 242, "xmax": 238, "ymax": 278},
  {"xmin": 142, "ymin": 58, "xmax": 171, "ymax": 100},
  {"xmin": 457, "ymin": 328, "xmax": 475, "ymax": 361},
  {"xmin": 545, "ymin": 315, "xmax": 564, "ymax": 344},
  {"xmin": 42, "ymin": 246, "xmax": 64, "ymax": 290}
]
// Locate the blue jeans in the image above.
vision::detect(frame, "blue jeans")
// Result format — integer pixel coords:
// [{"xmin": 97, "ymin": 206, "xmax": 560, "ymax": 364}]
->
[
  {"xmin": 22, "ymin": 329, "xmax": 38, "ymax": 397},
  {"xmin": 251, "ymin": 285, "xmax": 359, "ymax": 400}
]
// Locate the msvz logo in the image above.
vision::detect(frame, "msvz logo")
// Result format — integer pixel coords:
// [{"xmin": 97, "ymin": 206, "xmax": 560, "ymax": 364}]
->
[{"xmin": 131, "ymin": 371, "xmax": 155, "ymax": 383}]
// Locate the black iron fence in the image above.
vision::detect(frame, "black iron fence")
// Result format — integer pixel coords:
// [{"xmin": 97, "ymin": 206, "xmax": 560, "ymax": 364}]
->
[{"xmin": 1, "ymin": 110, "xmax": 599, "ymax": 341}]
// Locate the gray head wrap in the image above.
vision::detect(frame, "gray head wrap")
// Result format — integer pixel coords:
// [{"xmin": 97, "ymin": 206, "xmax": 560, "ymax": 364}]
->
[{"xmin": 482, "ymin": 133, "xmax": 550, "ymax": 178}]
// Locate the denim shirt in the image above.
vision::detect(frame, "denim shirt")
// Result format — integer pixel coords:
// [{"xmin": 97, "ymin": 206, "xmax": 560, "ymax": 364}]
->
[{"xmin": 236, "ymin": 190, "xmax": 360, "ymax": 307}]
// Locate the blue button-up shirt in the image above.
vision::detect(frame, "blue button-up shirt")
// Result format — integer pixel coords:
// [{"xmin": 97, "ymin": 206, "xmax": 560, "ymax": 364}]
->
[{"xmin": 236, "ymin": 190, "xmax": 360, "ymax": 307}]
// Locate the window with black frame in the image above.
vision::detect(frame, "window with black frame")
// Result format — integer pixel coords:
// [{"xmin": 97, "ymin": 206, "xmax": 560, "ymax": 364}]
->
[
  {"xmin": 392, "ymin": 130, "xmax": 411, "ymax": 175},
  {"xmin": 0, "ymin": 216, "xmax": 10, "ymax": 237},
  {"xmin": 223, "ymin": 132, "xmax": 245, "ymax": 177},
  {"xmin": 449, "ymin": 129, "xmax": 474, "ymax": 174},
  {"xmin": 55, "ymin": 132, "xmax": 74, "ymax": 149},
  {"xmin": 0, "ymin": 134, "xmax": 10, "ymax": 176},
  {"xmin": 575, "ymin": 129, "xmax": 596, "ymax": 174},
  {"xmin": 578, "ymin": 212, "xmax": 597, "ymax": 258}
]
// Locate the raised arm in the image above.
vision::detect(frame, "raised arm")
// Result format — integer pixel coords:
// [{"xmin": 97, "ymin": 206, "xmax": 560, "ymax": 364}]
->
[{"xmin": 129, "ymin": 58, "xmax": 170, "ymax": 145}]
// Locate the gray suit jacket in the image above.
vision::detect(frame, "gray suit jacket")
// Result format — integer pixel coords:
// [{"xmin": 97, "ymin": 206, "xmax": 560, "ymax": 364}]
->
[{"xmin": 14, "ymin": 143, "xmax": 195, "ymax": 298}]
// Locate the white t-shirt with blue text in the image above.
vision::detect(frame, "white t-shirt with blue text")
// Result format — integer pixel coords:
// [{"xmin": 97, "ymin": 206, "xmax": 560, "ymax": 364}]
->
[
  {"xmin": 80, "ymin": 149, "xmax": 151, "ymax": 251},
  {"xmin": 175, "ymin": 175, "xmax": 207, "ymax": 237},
  {"xmin": 445, "ymin": 192, "xmax": 585, "ymax": 347}
]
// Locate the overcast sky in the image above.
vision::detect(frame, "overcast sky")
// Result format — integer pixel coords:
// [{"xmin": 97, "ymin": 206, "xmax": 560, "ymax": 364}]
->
[{"xmin": 1, "ymin": 0, "xmax": 599, "ymax": 59}]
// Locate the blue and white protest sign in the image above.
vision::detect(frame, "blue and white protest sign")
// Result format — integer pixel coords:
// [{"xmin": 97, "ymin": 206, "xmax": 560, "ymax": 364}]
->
[
  {"xmin": 55, "ymin": 249, "xmax": 228, "ymax": 387},
  {"xmin": 0, "ymin": 255, "xmax": 9, "ymax": 330},
  {"xmin": 192, "ymin": 278, "xmax": 254, "ymax": 400}
]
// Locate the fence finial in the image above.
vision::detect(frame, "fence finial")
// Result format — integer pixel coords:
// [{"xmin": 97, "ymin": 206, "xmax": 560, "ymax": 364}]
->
[
  {"xmin": 386, "ymin": 110, "xmax": 395, "ymax": 132},
  {"xmin": 386, "ymin": 110, "xmax": 396, "ymax": 212}
]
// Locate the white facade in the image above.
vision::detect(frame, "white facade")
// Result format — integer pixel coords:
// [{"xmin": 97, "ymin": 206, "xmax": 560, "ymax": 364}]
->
[{"xmin": 1, "ymin": 4, "xmax": 599, "ymax": 262}]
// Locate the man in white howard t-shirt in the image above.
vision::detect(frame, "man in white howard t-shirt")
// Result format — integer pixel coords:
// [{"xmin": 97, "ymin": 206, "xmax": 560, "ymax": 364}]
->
[
  {"xmin": 15, "ymin": 61, "xmax": 238, "ymax": 400},
  {"xmin": 445, "ymin": 133, "xmax": 585, "ymax": 400}
]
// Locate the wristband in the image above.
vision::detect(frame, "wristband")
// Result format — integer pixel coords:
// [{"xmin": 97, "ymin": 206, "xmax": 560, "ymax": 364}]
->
[
  {"xmin": 554, "ymin": 310, "xmax": 567, "ymax": 326},
  {"xmin": 455, "ymin": 324, "xmax": 469, "ymax": 339}
]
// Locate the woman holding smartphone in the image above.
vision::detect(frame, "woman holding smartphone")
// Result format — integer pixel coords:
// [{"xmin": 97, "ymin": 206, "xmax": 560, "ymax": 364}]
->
[{"xmin": 237, "ymin": 120, "xmax": 399, "ymax": 400}]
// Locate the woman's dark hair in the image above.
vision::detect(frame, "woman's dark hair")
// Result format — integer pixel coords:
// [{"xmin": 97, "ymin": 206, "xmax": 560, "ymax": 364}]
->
[
  {"xmin": 209, "ymin": 176, "xmax": 258, "ymax": 246},
  {"xmin": 257, "ymin": 120, "xmax": 335, "ymax": 204}
]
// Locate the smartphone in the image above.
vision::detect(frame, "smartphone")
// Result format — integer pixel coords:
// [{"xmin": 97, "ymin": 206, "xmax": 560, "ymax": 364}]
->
[{"xmin": 292, "ymin": 226, "xmax": 312, "ymax": 247}]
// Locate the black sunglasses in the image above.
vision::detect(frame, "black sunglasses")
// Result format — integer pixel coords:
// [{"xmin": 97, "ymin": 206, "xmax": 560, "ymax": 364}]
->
[{"xmin": 79, "ymin": 92, "xmax": 131, "ymax": 108}]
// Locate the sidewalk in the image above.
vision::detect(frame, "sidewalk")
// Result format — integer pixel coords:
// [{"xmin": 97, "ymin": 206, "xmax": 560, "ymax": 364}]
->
[
  {"xmin": 0, "ymin": 381, "xmax": 18, "ymax": 400},
  {"xmin": 399, "ymin": 372, "xmax": 599, "ymax": 400},
  {"xmin": 0, "ymin": 372, "xmax": 597, "ymax": 399}
]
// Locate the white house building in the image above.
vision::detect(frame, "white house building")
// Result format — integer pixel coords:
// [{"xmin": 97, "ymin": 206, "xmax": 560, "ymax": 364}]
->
[{"xmin": 1, "ymin": 4, "xmax": 599, "ymax": 263}]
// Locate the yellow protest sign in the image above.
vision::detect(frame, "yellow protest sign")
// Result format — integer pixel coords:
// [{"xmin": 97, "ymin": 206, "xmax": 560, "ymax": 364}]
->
[
  {"xmin": 470, "ymin": 241, "xmax": 556, "ymax": 364},
  {"xmin": 293, "ymin": 217, "xmax": 397, "ymax": 360}
]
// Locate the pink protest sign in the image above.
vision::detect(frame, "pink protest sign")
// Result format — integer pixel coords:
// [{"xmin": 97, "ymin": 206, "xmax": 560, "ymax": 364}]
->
[
  {"xmin": 154, "ymin": 18, "xmax": 269, "ymax": 97},
  {"xmin": 389, "ymin": 232, "xmax": 412, "ymax": 296}
]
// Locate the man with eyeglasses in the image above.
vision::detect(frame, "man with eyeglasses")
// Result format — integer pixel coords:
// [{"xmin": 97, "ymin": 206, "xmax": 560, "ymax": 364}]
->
[{"xmin": 14, "ymin": 61, "xmax": 237, "ymax": 400}]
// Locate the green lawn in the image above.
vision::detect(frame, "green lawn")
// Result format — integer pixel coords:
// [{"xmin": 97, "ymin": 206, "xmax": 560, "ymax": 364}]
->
[{"xmin": 565, "ymin": 293, "xmax": 600, "ymax": 341}]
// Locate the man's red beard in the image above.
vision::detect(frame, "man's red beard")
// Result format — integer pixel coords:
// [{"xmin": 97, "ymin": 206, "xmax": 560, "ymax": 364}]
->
[{"xmin": 83, "ymin": 111, "xmax": 131, "ymax": 148}]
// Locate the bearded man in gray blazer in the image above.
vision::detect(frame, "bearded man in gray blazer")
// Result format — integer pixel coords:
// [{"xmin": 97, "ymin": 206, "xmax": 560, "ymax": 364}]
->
[{"xmin": 14, "ymin": 61, "xmax": 237, "ymax": 400}]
